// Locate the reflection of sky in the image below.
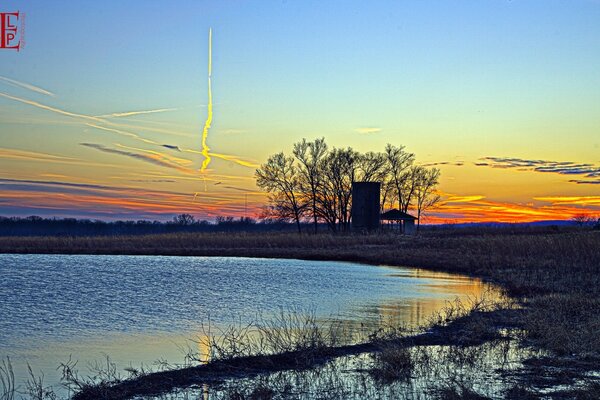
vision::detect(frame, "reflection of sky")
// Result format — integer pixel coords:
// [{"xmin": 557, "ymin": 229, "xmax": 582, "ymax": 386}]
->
[
  {"xmin": 0, "ymin": 1, "xmax": 599, "ymax": 222},
  {"xmin": 0, "ymin": 255, "xmax": 500, "ymax": 391}
]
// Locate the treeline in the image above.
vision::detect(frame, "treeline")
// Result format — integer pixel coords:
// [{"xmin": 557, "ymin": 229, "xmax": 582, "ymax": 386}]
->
[
  {"xmin": 255, "ymin": 138, "xmax": 440, "ymax": 233},
  {"xmin": 0, "ymin": 215, "xmax": 298, "ymax": 237}
]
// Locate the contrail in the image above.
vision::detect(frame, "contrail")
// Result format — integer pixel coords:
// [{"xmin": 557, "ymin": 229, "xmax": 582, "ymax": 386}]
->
[
  {"xmin": 0, "ymin": 91, "xmax": 103, "ymax": 122},
  {"xmin": 85, "ymin": 123, "xmax": 160, "ymax": 145},
  {"xmin": 96, "ymin": 108, "xmax": 178, "ymax": 118},
  {"xmin": 0, "ymin": 76, "xmax": 55, "ymax": 97},
  {"xmin": 200, "ymin": 28, "xmax": 213, "ymax": 172}
]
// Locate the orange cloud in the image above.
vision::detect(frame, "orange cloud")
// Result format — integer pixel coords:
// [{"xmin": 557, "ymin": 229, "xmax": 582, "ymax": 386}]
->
[
  {"xmin": 534, "ymin": 196, "xmax": 600, "ymax": 207},
  {"xmin": 423, "ymin": 193, "xmax": 600, "ymax": 224}
]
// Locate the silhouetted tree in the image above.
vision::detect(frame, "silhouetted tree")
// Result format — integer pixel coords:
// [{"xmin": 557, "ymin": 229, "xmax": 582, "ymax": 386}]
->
[
  {"xmin": 255, "ymin": 152, "xmax": 307, "ymax": 233},
  {"xmin": 173, "ymin": 213, "xmax": 196, "ymax": 226},
  {"xmin": 572, "ymin": 214, "xmax": 595, "ymax": 227},
  {"xmin": 414, "ymin": 167, "xmax": 441, "ymax": 231},
  {"xmin": 293, "ymin": 138, "xmax": 328, "ymax": 233},
  {"xmin": 255, "ymin": 139, "xmax": 440, "ymax": 233},
  {"xmin": 384, "ymin": 144, "xmax": 415, "ymax": 212}
]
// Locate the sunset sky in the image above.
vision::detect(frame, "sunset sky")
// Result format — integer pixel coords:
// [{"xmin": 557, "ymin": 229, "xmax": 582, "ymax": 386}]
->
[{"xmin": 1, "ymin": 0, "xmax": 599, "ymax": 223}]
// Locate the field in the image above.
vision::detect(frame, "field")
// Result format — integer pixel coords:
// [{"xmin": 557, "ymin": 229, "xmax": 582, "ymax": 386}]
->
[{"xmin": 1, "ymin": 227, "xmax": 599, "ymax": 399}]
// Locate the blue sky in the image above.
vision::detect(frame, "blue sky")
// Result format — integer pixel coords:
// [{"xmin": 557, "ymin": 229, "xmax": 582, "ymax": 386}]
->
[{"xmin": 0, "ymin": 0, "xmax": 599, "ymax": 221}]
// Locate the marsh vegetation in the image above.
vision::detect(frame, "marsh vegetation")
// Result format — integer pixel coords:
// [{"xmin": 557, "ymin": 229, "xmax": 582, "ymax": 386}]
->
[{"xmin": 1, "ymin": 226, "xmax": 599, "ymax": 399}]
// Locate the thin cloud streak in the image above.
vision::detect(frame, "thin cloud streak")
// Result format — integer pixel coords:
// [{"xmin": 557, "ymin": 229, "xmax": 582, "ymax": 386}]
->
[
  {"xmin": 80, "ymin": 143, "xmax": 195, "ymax": 174},
  {"xmin": 0, "ymin": 177, "xmax": 265, "ymax": 220},
  {"xmin": 476, "ymin": 156, "xmax": 600, "ymax": 184},
  {"xmin": 0, "ymin": 84, "xmax": 258, "ymax": 172},
  {"xmin": 355, "ymin": 127, "xmax": 382, "ymax": 134},
  {"xmin": 0, "ymin": 91, "xmax": 103, "ymax": 122},
  {"xmin": 96, "ymin": 108, "xmax": 178, "ymax": 118},
  {"xmin": 0, "ymin": 147, "xmax": 126, "ymax": 168},
  {"xmin": 0, "ymin": 148, "xmax": 78, "ymax": 162},
  {"xmin": 86, "ymin": 123, "xmax": 161, "ymax": 145},
  {"xmin": 0, "ymin": 76, "xmax": 55, "ymax": 97},
  {"xmin": 181, "ymin": 148, "xmax": 259, "ymax": 169}
]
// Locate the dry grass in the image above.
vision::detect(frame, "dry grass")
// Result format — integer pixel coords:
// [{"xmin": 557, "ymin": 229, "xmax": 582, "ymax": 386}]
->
[
  {"xmin": 1, "ymin": 228, "xmax": 599, "ymax": 398},
  {"xmin": 369, "ymin": 343, "xmax": 413, "ymax": 382}
]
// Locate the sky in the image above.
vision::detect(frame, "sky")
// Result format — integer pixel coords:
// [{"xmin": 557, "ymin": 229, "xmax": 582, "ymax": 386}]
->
[{"xmin": 0, "ymin": 0, "xmax": 599, "ymax": 223}]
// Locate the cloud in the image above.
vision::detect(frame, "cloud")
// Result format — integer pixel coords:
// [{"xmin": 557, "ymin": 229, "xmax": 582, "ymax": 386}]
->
[
  {"xmin": 421, "ymin": 161, "xmax": 464, "ymax": 167},
  {"xmin": 0, "ymin": 76, "xmax": 54, "ymax": 97},
  {"xmin": 534, "ymin": 196, "xmax": 600, "ymax": 207},
  {"xmin": 424, "ymin": 192, "xmax": 600, "ymax": 224},
  {"xmin": 0, "ymin": 84, "xmax": 258, "ymax": 174},
  {"xmin": 161, "ymin": 144, "xmax": 181, "ymax": 151},
  {"xmin": 0, "ymin": 177, "xmax": 266, "ymax": 220},
  {"xmin": 476, "ymin": 156, "xmax": 600, "ymax": 184},
  {"xmin": 80, "ymin": 143, "xmax": 194, "ymax": 174},
  {"xmin": 569, "ymin": 179, "xmax": 600, "ymax": 185},
  {"xmin": 444, "ymin": 195, "xmax": 486, "ymax": 203},
  {"xmin": 355, "ymin": 127, "xmax": 382, "ymax": 134},
  {"xmin": 86, "ymin": 124, "xmax": 182, "ymax": 152},
  {"xmin": 115, "ymin": 144, "xmax": 193, "ymax": 166}
]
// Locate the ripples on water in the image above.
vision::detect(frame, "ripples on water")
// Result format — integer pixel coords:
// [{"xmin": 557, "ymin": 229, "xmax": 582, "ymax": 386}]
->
[{"xmin": 0, "ymin": 254, "xmax": 494, "ymax": 392}]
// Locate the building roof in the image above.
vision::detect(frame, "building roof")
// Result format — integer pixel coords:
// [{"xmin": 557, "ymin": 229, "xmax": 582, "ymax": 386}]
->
[{"xmin": 380, "ymin": 209, "xmax": 417, "ymax": 220}]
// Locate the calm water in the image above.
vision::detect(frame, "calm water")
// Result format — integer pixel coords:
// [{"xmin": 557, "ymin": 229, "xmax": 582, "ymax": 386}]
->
[{"xmin": 0, "ymin": 254, "xmax": 496, "ymax": 392}]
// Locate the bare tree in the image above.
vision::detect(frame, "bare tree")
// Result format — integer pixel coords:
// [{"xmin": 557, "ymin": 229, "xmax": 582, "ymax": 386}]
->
[
  {"xmin": 255, "ymin": 152, "xmax": 306, "ymax": 233},
  {"xmin": 356, "ymin": 151, "xmax": 388, "ymax": 183},
  {"xmin": 399, "ymin": 165, "xmax": 421, "ymax": 213},
  {"xmin": 255, "ymin": 140, "xmax": 440, "ymax": 233},
  {"xmin": 572, "ymin": 213, "xmax": 595, "ymax": 227},
  {"xmin": 384, "ymin": 144, "xmax": 415, "ymax": 212},
  {"xmin": 293, "ymin": 138, "xmax": 328, "ymax": 233},
  {"xmin": 321, "ymin": 147, "xmax": 359, "ymax": 232},
  {"xmin": 173, "ymin": 213, "xmax": 195, "ymax": 226},
  {"xmin": 413, "ymin": 167, "xmax": 441, "ymax": 231}
]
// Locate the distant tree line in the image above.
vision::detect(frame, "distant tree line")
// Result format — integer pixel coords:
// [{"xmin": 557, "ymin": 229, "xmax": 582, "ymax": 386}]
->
[
  {"xmin": 255, "ymin": 138, "xmax": 441, "ymax": 233},
  {"xmin": 0, "ymin": 214, "xmax": 294, "ymax": 237}
]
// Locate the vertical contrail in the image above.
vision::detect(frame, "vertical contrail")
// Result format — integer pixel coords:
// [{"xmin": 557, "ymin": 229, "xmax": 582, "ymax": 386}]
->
[{"xmin": 200, "ymin": 28, "xmax": 213, "ymax": 172}]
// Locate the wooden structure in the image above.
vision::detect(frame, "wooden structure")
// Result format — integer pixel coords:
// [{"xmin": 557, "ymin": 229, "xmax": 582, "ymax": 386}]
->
[{"xmin": 380, "ymin": 209, "xmax": 417, "ymax": 235}]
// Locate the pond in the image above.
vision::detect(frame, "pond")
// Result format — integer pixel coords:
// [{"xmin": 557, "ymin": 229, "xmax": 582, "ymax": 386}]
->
[{"xmin": 0, "ymin": 254, "xmax": 498, "ymax": 395}]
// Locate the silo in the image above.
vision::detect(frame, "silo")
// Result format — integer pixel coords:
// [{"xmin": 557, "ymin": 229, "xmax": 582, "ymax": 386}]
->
[{"xmin": 351, "ymin": 182, "xmax": 381, "ymax": 231}]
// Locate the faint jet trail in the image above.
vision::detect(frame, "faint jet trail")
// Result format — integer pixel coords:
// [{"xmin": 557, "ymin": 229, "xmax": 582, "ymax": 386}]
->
[
  {"xmin": 96, "ymin": 108, "xmax": 178, "ymax": 118},
  {"xmin": 200, "ymin": 28, "xmax": 213, "ymax": 172},
  {"xmin": 0, "ymin": 76, "xmax": 55, "ymax": 97},
  {"xmin": 0, "ymin": 92, "xmax": 103, "ymax": 122}
]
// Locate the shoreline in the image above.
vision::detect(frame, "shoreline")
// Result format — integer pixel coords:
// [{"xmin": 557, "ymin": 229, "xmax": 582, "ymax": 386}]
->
[{"xmin": 2, "ymin": 230, "xmax": 599, "ymax": 399}]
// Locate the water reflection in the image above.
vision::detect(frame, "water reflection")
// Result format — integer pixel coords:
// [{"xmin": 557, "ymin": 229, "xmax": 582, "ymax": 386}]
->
[
  {"xmin": 144, "ymin": 339, "xmax": 532, "ymax": 400},
  {"xmin": 0, "ymin": 255, "xmax": 501, "ymax": 396}
]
